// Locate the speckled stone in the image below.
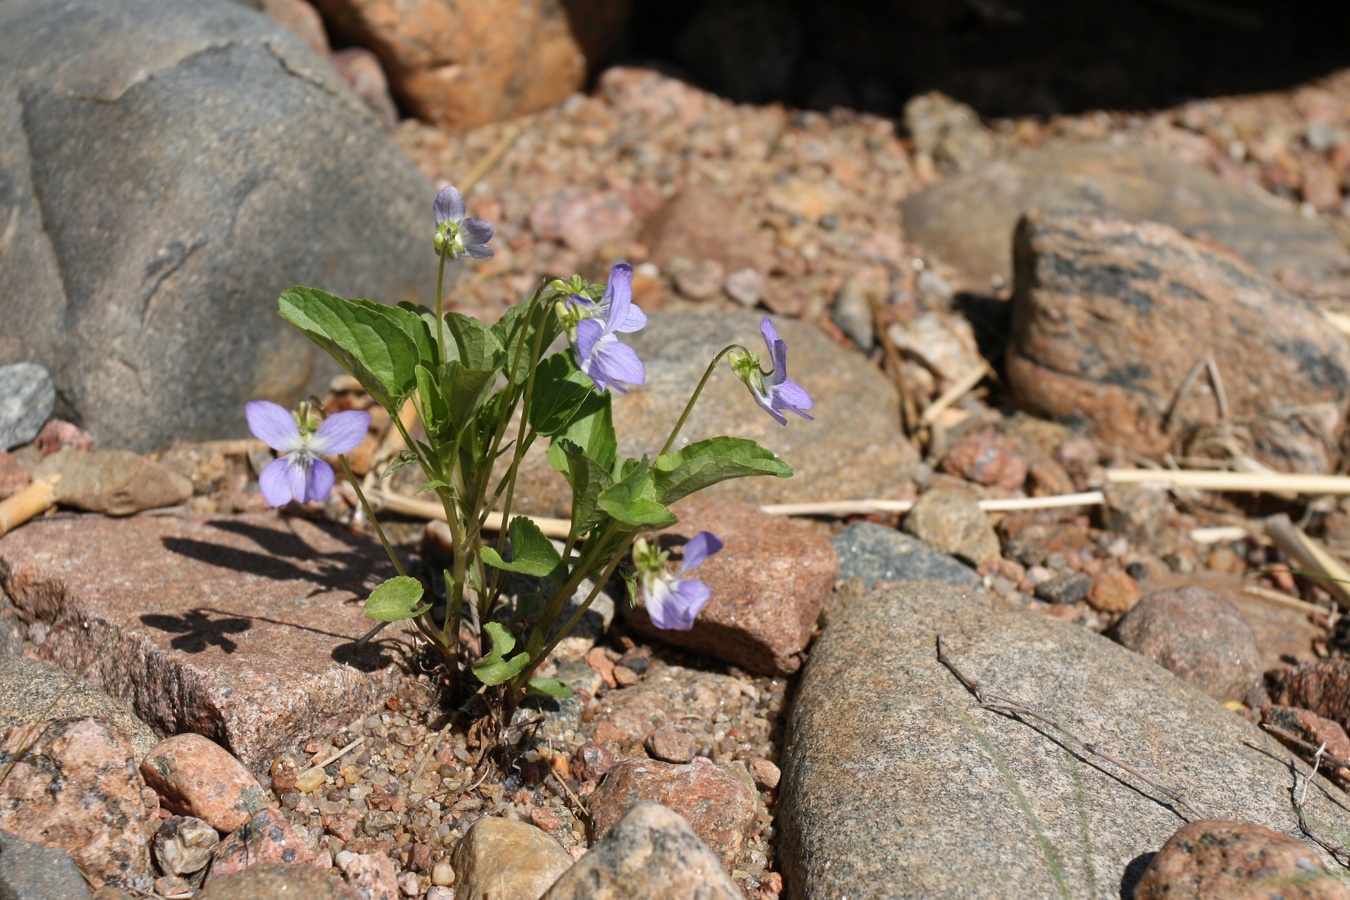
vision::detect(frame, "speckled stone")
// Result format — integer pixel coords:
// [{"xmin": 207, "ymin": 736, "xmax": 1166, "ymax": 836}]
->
[
  {"xmin": 512, "ymin": 310, "xmax": 920, "ymax": 515},
  {"xmin": 541, "ymin": 802, "xmax": 741, "ymax": 900},
  {"xmin": 1134, "ymin": 819, "xmax": 1349, "ymax": 900},
  {"xmin": 140, "ymin": 734, "xmax": 271, "ymax": 833},
  {"xmin": 451, "ymin": 816, "xmax": 573, "ymax": 900},
  {"xmin": 0, "ymin": 826, "xmax": 91, "ymax": 900},
  {"xmin": 206, "ymin": 808, "xmax": 317, "ymax": 881},
  {"xmin": 833, "ymin": 521, "xmax": 981, "ymax": 591},
  {"xmin": 778, "ymin": 583, "xmax": 1350, "ymax": 899},
  {"xmin": 0, "ymin": 655, "xmax": 159, "ymax": 762},
  {"xmin": 0, "ymin": 512, "xmax": 411, "ymax": 771},
  {"xmin": 0, "ymin": 363, "xmax": 54, "ymax": 451},
  {"xmin": 902, "ymin": 488, "xmax": 1001, "ymax": 566},
  {"xmin": 1114, "ymin": 585, "xmax": 1262, "ymax": 702},
  {"xmin": 198, "ymin": 862, "xmax": 360, "ymax": 899},
  {"xmin": 621, "ymin": 498, "xmax": 837, "ymax": 676}
]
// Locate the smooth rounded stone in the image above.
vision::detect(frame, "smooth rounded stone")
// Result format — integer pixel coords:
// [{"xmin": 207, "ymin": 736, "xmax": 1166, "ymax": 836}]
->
[
  {"xmin": 621, "ymin": 498, "xmax": 837, "ymax": 676},
  {"xmin": 451, "ymin": 816, "xmax": 573, "ymax": 900},
  {"xmin": 1034, "ymin": 571, "xmax": 1092, "ymax": 605},
  {"xmin": 197, "ymin": 863, "xmax": 361, "ymax": 900},
  {"xmin": 1134, "ymin": 819, "xmax": 1349, "ymax": 900},
  {"xmin": 902, "ymin": 488, "xmax": 1001, "ymax": 567},
  {"xmin": 140, "ymin": 734, "xmax": 272, "ymax": 833},
  {"xmin": 1114, "ymin": 585, "xmax": 1262, "ymax": 702},
  {"xmin": 1006, "ymin": 212, "xmax": 1350, "ymax": 470},
  {"xmin": 512, "ymin": 310, "xmax": 919, "ymax": 515},
  {"xmin": 1088, "ymin": 568, "xmax": 1140, "ymax": 614},
  {"xmin": 940, "ymin": 430, "xmax": 1028, "ymax": 490},
  {"xmin": 152, "ymin": 816, "xmax": 219, "ymax": 877},
  {"xmin": 0, "ymin": 655, "xmax": 159, "ymax": 762},
  {"xmin": 0, "ymin": 717, "xmax": 154, "ymax": 892},
  {"xmin": 206, "ymin": 808, "xmax": 317, "ymax": 881},
  {"xmin": 0, "ymin": 826, "xmax": 92, "ymax": 900},
  {"xmin": 645, "ymin": 724, "xmax": 700, "ymax": 764},
  {"xmin": 833, "ymin": 521, "xmax": 981, "ymax": 591},
  {"xmin": 540, "ymin": 802, "xmax": 741, "ymax": 900},
  {"xmin": 902, "ymin": 141, "xmax": 1350, "ymax": 288},
  {"xmin": 33, "ymin": 450, "xmax": 193, "ymax": 516},
  {"xmin": 588, "ymin": 757, "xmax": 758, "ymax": 870},
  {"xmin": 777, "ymin": 583, "xmax": 1350, "ymax": 899},
  {"xmin": 0, "ymin": 363, "xmax": 54, "ymax": 451},
  {"xmin": 0, "ymin": 0, "xmax": 435, "ymax": 452}
]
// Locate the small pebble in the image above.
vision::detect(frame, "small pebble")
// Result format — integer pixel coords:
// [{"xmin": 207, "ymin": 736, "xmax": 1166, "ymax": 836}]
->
[
  {"xmin": 646, "ymin": 724, "xmax": 700, "ymax": 764},
  {"xmin": 296, "ymin": 766, "xmax": 328, "ymax": 793},
  {"xmin": 1034, "ymin": 571, "xmax": 1092, "ymax": 605},
  {"xmin": 431, "ymin": 861, "xmax": 455, "ymax": 886}
]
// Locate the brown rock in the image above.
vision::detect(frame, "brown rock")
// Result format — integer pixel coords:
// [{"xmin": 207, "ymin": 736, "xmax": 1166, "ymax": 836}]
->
[
  {"xmin": 748, "ymin": 757, "xmax": 780, "ymax": 790},
  {"xmin": 645, "ymin": 723, "xmax": 699, "ymax": 764},
  {"xmin": 530, "ymin": 188, "xmax": 635, "ymax": 255},
  {"xmin": 0, "ymin": 513, "xmax": 410, "ymax": 771},
  {"xmin": 1134, "ymin": 819, "xmax": 1349, "ymax": 900},
  {"xmin": 0, "ymin": 717, "xmax": 154, "ymax": 891},
  {"xmin": 902, "ymin": 489, "xmax": 1000, "ymax": 567},
  {"xmin": 309, "ymin": 0, "xmax": 585, "ymax": 131},
  {"xmin": 330, "ymin": 48, "xmax": 399, "ymax": 131},
  {"xmin": 140, "ymin": 734, "xmax": 272, "ymax": 833},
  {"xmin": 0, "ymin": 451, "xmax": 29, "ymax": 499},
  {"xmin": 1006, "ymin": 212, "xmax": 1350, "ymax": 471},
  {"xmin": 198, "ymin": 862, "xmax": 361, "ymax": 899},
  {"xmin": 1262, "ymin": 705, "xmax": 1350, "ymax": 787},
  {"xmin": 622, "ymin": 499, "xmax": 836, "ymax": 675},
  {"xmin": 939, "ymin": 430, "xmax": 1028, "ymax": 490},
  {"xmin": 1114, "ymin": 585, "xmax": 1262, "ymax": 702},
  {"xmin": 35, "ymin": 450, "xmax": 193, "ymax": 515},
  {"xmin": 589, "ymin": 757, "xmax": 757, "ymax": 869},
  {"xmin": 207, "ymin": 808, "xmax": 317, "ymax": 881},
  {"xmin": 573, "ymin": 741, "xmax": 617, "ymax": 782},
  {"xmin": 1088, "ymin": 568, "xmax": 1139, "ymax": 614},
  {"xmin": 1271, "ymin": 659, "xmax": 1350, "ymax": 737},
  {"xmin": 903, "ymin": 142, "xmax": 1350, "ymax": 288},
  {"xmin": 541, "ymin": 802, "xmax": 740, "ymax": 900},
  {"xmin": 638, "ymin": 188, "xmax": 772, "ymax": 273},
  {"xmin": 996, "ymin": 514, "xmax": 1087, "ymax": 567},
  {"xmin": 451, "ymin": 816, "xmax": 573, "ymax": 900}
]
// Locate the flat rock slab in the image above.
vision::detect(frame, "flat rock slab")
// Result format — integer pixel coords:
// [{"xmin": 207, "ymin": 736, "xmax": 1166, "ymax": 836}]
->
[
  {"xmin": 902, "ymin": 141, "xmax": 1350, "ymax": 289},
  {"xmin": 778, "ymin": 583, "xmax": 1350, "ymax": 899},
  {"xmin": 0, "ymin": 512, "xmax": 409, "ymax": 771}
]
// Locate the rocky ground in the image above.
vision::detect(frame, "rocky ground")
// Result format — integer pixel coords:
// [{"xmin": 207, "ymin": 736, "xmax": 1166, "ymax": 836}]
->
[{"xmin": 6, "ymin": 0, "xmax": 1350, "ymax": 898}]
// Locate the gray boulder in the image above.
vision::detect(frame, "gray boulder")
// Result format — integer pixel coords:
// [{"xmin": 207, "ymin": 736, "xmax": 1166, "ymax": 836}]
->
[
  {"xmin": 778, "ymin": 583, "xmax": 1350, "ymax": 898},
  {"xmin": 0, "ymin": 0, "xmax": 436, "ymax": 451}
]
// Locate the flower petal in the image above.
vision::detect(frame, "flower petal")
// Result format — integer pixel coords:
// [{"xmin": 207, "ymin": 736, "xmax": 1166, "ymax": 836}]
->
[
  {"xmin": 304, "ymin": 458, "xmax": 336, "ymax": 503},
  {"xmin": 460, "ymin": 218, "xmax": 493, "ymax": 245},
  {"xmin": 575, "ymin": 318, "xmax": 603, "ymax": 364},
  {"xmin": 285, "ymin": 455, "xmax": 309, "ymax": 505},
  {"xmin": 309, "ymin": 410, "xmax": 371, "ymax": 455},
  {"xmin": 434, "ymin": 185, "xmax": 465, "ymax": 224},
  {"xmin": 245, "ymin": 401, "xmax": 303, "ymax": 452},
  {"xmin": 759, "ymin": 317, "xmax": 781, "ymax": 354},
  {"xmin": 258, "ymin": 457, "xmax": 296, "ymax": 506},
  {"xmin": 601, "ymin": 264, "xmax": 634, "ymax": 336},
  {"xmin": 464, "ymin": 244, "xmax": 494, "ymax": 259},
  {"xmin": 680, "ymin": 531, "xmax": 724, "ymax": 572},
  {"xmin": 754, "ymin": 390, "xmax": 788, "ymax": 425},
  {"xmin": 650, "ymin": 578, "xmax": 711, "ymax": 630},
  {"xmin": 771, "ymin": 379, "xmax": 814, "ymax": 418},
  {"xmin": 591, "ymin": 338, "xmax": 645, "ymax": 392}
]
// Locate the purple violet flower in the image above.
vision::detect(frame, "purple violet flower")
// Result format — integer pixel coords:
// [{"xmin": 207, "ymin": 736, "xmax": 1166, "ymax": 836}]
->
[
  {"xmin": 634, "ymin": 531, "xmax": 723, "ymax": 631},
  {"xmin": 245, "ymin": 400, "xmax": 370, "ymax": 506},
  {"xmin": 570, "ymin": 263, "xmax": 646, "ymax": 393},
  {"xmin": 730, "ymin": 317, "xmax": 814, "ymax": 425},
  {"xmin": 433, "ymin": 185, "xmax": 494, "ymax": 260}
]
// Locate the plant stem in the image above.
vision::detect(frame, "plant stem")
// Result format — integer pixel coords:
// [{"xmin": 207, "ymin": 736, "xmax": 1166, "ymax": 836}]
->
[
  {"xmin": 339, "ymin": 456, "xmax": 406, "ymax": 579},
  {"xmin": 658, "ymin": 345, "xmax": 746, "ymax": 456},
  {"xmin": 434, "ymin": 249, "xmax": 449, "ymax": 360}
]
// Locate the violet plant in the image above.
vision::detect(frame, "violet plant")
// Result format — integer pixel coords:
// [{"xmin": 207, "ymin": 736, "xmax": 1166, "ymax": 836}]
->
[{"xmin": 250, "ymin": 185, "xmax": 811, "ymax": 707}]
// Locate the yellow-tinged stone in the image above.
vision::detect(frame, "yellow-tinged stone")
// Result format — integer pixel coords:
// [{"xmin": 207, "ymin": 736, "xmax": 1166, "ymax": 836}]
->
[{"xmin": 295, "ymin": 767, "xmax": 327, "ymax": 793}]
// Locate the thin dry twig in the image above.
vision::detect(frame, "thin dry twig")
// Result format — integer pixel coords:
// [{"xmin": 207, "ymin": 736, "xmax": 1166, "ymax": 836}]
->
[
  {"xmin": 868, "ymin": 293, "xmax": 918, "ymax": 436},
  {"xmin": 1263, "ymin": 723, "xmax": 1350, "ymax": 778},
  {"xmin": 920, "ymin": 362, "xmax": 991, "ymax": 427},
  {"xmin": 297, "ymin": 736, "xmax": 365, "ymax": 780},
  {"xmin": 1288, "ymin": 739, "xmax": 1350, "ymax": 866},
  {"xmin": 936, "ymin": 634, "xmax": 1208, "ymax": 820},
  {"xmin": 0, "ymin": 474, "xmax": 59, "ymax": 537},
  {"xmin": 1107, "ymin": 469, "xmax": 1350, "ymax": 495},
  {"xmin": 1265, "ymin": 513, "xmax": 1350, "ymax": 609}
]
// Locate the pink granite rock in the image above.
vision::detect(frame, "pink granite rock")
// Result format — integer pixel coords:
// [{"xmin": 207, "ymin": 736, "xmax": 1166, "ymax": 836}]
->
[
  {"xmin": 0, "ymin": 717, "xmax": 154, "ymax": 890},
  {"xmin": 336, "ymin": 851, "xmax": 399, "ymax": 900},
  {"xmin": 621, "ymin": 499, "xmax": 837, "ymax": 675},
  {"xmin": 207, "ymin": 808, "xmax": 318, "ymax": 881},
  {"xmin": 140, "ymin": 734, "xmax": 272, "ymax": 833},
  {"xmin": 0, "ymin": 513, "xmax": 411, "ymax": 771},
  {"xmin": 588, "ymin": 756, "xmax": 758, "ymax": 869}
]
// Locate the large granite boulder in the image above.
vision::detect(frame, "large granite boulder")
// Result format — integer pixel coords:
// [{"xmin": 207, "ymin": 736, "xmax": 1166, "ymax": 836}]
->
[{"xmin": 0, "ymin": 0, "xmax": 436, "ymax": 451}]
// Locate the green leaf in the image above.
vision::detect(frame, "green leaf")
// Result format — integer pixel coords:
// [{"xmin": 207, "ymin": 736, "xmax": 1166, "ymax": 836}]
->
[
  {"xmin": 443, "ymin": 312, "xmax": 505, "ymax": 371},
  {"xmin": 415, "ymin": 363, "xmax": 448, "ymax": 435},
  {"xmin": 381, "ymin": 449, "xmax": 420, "ymax": 480},
  {"xmin": 440, "ymin": 361, "xmax": 498, "ymax": 434},
  {"xmin": 551, "ymin": 439, "xmax": 613, "ymax": 535},
  {"xmin": 472, "ymin": 622, "xmax": 531, "ymax": 686},
  {"xmin": 545, "ymin": 391, "xmax": 616, "ymax": 474},
  {"xmin": 597, "ymin": 461, "xmax": 677, "ymax": 528},
  {"xmin": 525, "ymin": 677, "xmax": 573, "ymax": 699},
  {"xmin": 479, "ymin": 516, "xmax": 564, "ymax": 576},
  {"xmin": 362, "ymin": 576, "xmax": 430, "ymax": 622},
  {"xmin": 528, "ymin": 353, "xmax": 597, "ymax": 437},
  {"xmin": 653, "ymin": 437, "xmax": 793, "ymax": 505},
  {"xmin": 390, "ymin": 302, "xmax": 438, "ymax": 369},
  {"xmin": 414, "ymin": 479, "xmax": 452, "ymax": 495},
  {"xmin": 492, "ymin": 299, "xmax": 563, "ymax": 385},
  {"xmin": 279, "ymin": 287, "xmax": 421, "ymax": 408}
]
